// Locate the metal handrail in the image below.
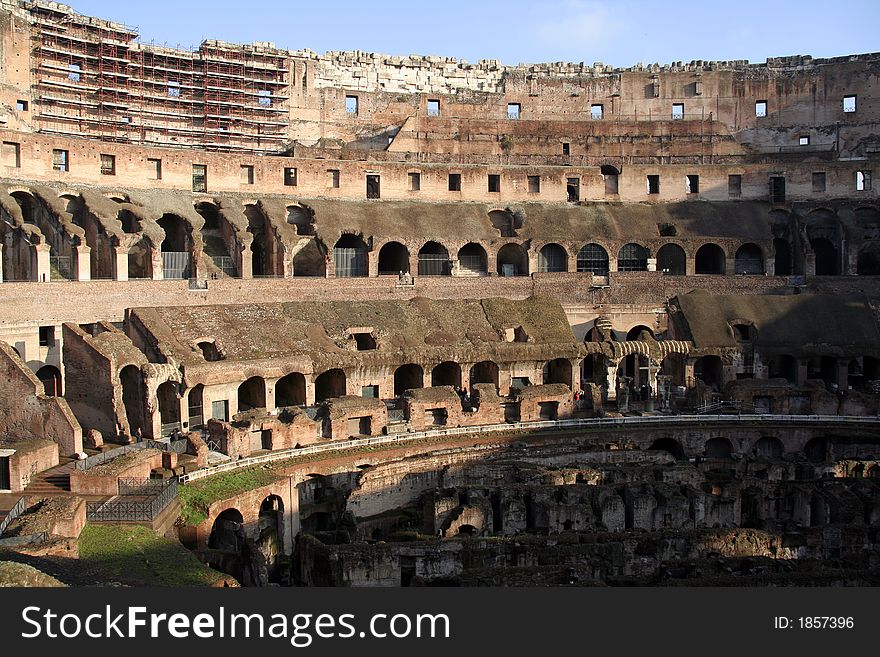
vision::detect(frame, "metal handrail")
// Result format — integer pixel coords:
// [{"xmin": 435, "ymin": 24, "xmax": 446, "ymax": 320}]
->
[
  {"xmin": 178, "ymin": 413, "xmax": 880, "ymax": 484},
  {"xmin": 0, "ymin": 496, "xmax": 27, "ymax": 536}
]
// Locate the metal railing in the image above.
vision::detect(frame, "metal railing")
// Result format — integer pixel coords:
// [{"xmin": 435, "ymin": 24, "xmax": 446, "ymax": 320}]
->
[
  {"xmin": 0, "ymin": 496, "xmax": 26, "ymax": 537},
  {"xmin": 75, "ymin": 439, "xmax": 186, "ymax": 471},
  {"xmin": 178, "ymin": 413, "xmax": 880, "ymax": 484},
  {"xmin": 86, "ymin": 479, "xmax": 178, "ymax": 523}
]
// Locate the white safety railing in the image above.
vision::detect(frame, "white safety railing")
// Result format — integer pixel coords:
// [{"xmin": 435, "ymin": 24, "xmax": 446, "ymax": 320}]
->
[{"xmin": 178, "ymin": 414, "xmax": 880, "ymax": 484}]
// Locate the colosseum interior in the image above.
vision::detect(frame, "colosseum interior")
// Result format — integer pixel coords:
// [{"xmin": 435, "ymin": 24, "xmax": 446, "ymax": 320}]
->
[{"xmin": 0, "ymin": 0, "xmax": 879, "ymax": 587}]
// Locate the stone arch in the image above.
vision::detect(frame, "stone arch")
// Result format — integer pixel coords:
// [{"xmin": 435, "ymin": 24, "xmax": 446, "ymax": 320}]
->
[
  {"xmin": 238, "ymin": 376, "xmax": 267, "ymax": 412},
  {"xmin": 187, "ymin": 384, "xmax": 204, "ymax": 429},
  {"xmin": 617, "ymin": 243, "xmax": 648, "ymax": 271},
  {"xmin": 458, "ymin": 242, "xmax": 488, "ymax": 276},
  {"xmin": 656, "ymin": 243, "xmax": 686, "ymax": 275},
  {"xmin": 258, "ymin": 495, "xmax": 285, "ymax": 580},
  {"xmin": 659, "ymin": 353, "xmax": 687, "ymax": 387},
  {"xmin": 292, "ymin": 238, "xmax": 326, "ymax": 277},
  {"xmin": 62, "ymin": 194, "xmax": 115, "ymax": 280},
  {"xmin": 208, "ymin": 508, "xmax": 244, "ymax": 551},
  {"xmin": 600, "ymin": 164, "xmax": 620, "ymax": 195},
  {"xmin": 734, "ymin": 243, "xmax": 764, "ymax": 274},
  {"xmin": 286, "ymin": 205, "xmax": 315, "ymax": 235},
  {"xmin": 857, "ymin": 242, "xmax": 880, "ymax": 275},
  {"xmin": 626, "ymin": 325, "xmax": 654, "ymax": 341},
  {"xmin": 417, "ymin": 241, "xmax": 450, "ymax": 276},
  {"xmin": 694, "ymin": 355, "xmax": 723, "ymax": 389},
  {"xmin": 276, "ymin": 372, "xmax": 306, "ymax": 407},
  {"xmin": 577, "ymin": 243, "xmax": 609, "ymax": 275},
  {"xmin": 537, "ymin": 243, "xmax": 568, "ymax": 273},
  {"xmin": 334, "ymin": 234, "xmax": 369, "ymax": 277},
  {"xmin": 36, "ymin": 365, "xmax": 62, "ymax": 396},
  {"xmin": 805, "ymin": 209, "xmax": 841, "ymax": 275},
  {"xmin": 11, "ymin": 190, "xmax": 77, "ymax": 280},
  {"xmin": 245, "ymin": 204, "xmax": 283, "ymax": 277},
  {"xmin": 488, "ymin": 209, "xmax": 520, "ymax": 237},
  {"xmin": 542, "ymin": 358, "xmax": 572, "ymax": 386},
  {"xmin": 157, "ymin": 213, "xmax": 193, "ymax": 279},
  {"xmin": 120, "ymin": 365, "xmax": 146, "ymax": 438},
  {"xmin": 581, "ymin": 353, "xmax": 609, "ymax": 387},
  {"xmin": 378, "ymin": 240, "xmax": 410, "ymax": 275},
  {"xmin": 496, "ymin": 243, "xmax": 529, "ymax": 276},
  {"xmin": 647, "ymin": 437, "xmax": 684, "ymax": 460},
  {"xmin": 394, "ymin": 363, "xmax": 424, "ymax": 396},
  {"xmin": 431, "ymin": 361, "xmax": 462, "ymax": 388},
  {"xmin": 157, "ymin": 381, "xmax": 181, "ymax": 434},
  {"xmin": 804, "ymin": 437, "xmax": 828, "ymax": 463},
  {"xmin": 469, "ymin": 361, "xmax": 499, "ymax": 389},
  {"xmin": 315, "ymin": 369, "xmax": 346, "ymax": 403},
  {"xmin": 753, "ymin": 436, "xmax": 784, "ymax": 459},
  {"xmin": 196, "ymin": 201, "xmax": 238, "ymax": 278},
  {"xmin": 695, "ymin": 243, "xmax": 726, "ymax": 275},
  {"xmin": 773, "ymin": 238, "xmax": 792, "ymax": 276},
  {"xmin": 705, "ymin": 437, "xmax": 733, "ymax": 459}
]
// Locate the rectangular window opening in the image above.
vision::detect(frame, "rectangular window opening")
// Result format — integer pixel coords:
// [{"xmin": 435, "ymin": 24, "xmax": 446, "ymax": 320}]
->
[
  {"xmin": 284, "ymin": 167, "xmax": 297, "ymax": 186},
  {"xmin": 2, "ymin": 141, "xmax": 21, "ymax": 168},
  {"xmin": 240, "ymin": 165, "xmax": 254, "ymax": 185},
  {"xmin": 100, "ymin": 153, "xmax": 115, "ymax": 176},
  {"xmin": 728, "ymin": 174, "xmax": 742, "ymax": 198},
  {"xmin": 427, "ymin": 99, "xmax": 440, "ymax": 117},
  {"xmin": 345, "ymin": 95, "xmax": 359, "ymax": 114},
  {"xmin": 527, "ymin": 175, "xmax": 540, "ymax": 193},
  {"xmin": 167, "ymin": 81, "xmax": 180, "ymax": 98},
  {"xmin": 799, "ymin": 135, "xmax": 810, "ymax": 146},
  {"xmin": 672, "ymin": 103, "xmax": 685, "ymax": 120},
  {"xmin": 647, "ymin": 175, "xmax": 660, "ymax": 194},
  {"xmin": 567, "ymin": 177, "xmax": 580, "ymax": 202},
  {"xmin": 685, "ymin": 174, "xmax": 699, "ymax": 194},
  {"xmin": 52, "ymin": 149, "xmax": 69, "ymax": 172},
  {"xmin": 448, "ymin": 173, "xmax": 461, "ymax": 191},
  {"xmin": 15, "ymin": 99, "xmax": 28, "ymax": 112},
  {"xmin": 39, "ymin": 326, "xmax": 55, "ymax": 347},
  {"xmin": 258, "ymin": 89, "xmax": 272, "ymax": 107},
  {"xmin": 755, "ymin": 100, "xmax": 767, "ymax": 118},
  {"xmin": 769, "ymin": 176, "xmax": 786, "ymax": 203},
  {"xmin": 328, "ymin": 169, "xmax": 340, "ymax": 188},
  {"xmin": 843, "ymin": 95, "xmax": 857, "ymax": 113},
  {"xmin": 408, "ymin": 172, "xmax": 421, "ymax": 191},
  {"xmin": 68, "ymin": 63, "xmax": 81, "ymax": 82},
  {"xmin": 812, "ymin": 172, "xmax": 826, "ymax": 193},
  {"xmin": 562, "ymin": 142, "xmax": 570, "ymax": 155},
  {"xmin": 366, "ymin": 174, "xmax": 381, "ymax": 198},
  {"xmin": 192, "ymin": 164, "xmax": 207, "ymax": 193},
  {"xmin": 856, "ymin": 170, "xmax": 872, "ymax": 191},
  {"xmin": 148, "ymin": 158, "xmax": 162, "ymax": 180},
  {"xmin": 488, "ymin": 174, "xmax": 501, "ymax": 193},
  {"xmin": 591, "ymin": 104, "xmax": 604, "ymax": 120},
  {"xmin": 507, "ymin": 103, "xmax": 520, "ymax": 120}
]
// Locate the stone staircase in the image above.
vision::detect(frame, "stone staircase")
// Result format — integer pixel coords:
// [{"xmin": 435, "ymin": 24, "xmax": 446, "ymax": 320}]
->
[{"xmin": 24, "ymin": 461, "xmax": 75, "ymax": 497}]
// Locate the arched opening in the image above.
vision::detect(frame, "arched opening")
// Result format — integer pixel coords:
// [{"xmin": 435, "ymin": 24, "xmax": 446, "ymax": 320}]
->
[
  {"xmin": 580, "ymin": 354, "xmax": 609, "ymax": 389},
  {"xmin": 694, "ymin": 355, "xmax": 723, "ymax": 389},
  {"xmin": 126, "ymin": 237, "xmax": 153, "ymax": 280},
  {"xmin": 12, "ymin": 191, "xmax": 75, "ymax": 280},
  {"xmin": 647, "ymin": 437, "xmax": 685, "ymax": 460},
  {"xmin": 626, "ymin": 325, "xmax": 654, "ymax": 341},
  {"xmin": 378, "ymin": 241, "xmax": 410, "ymax": 275},
  {"xmin": 659, "ymin": 353, "xmax": 686, "ymax": 387},
  {"xmin": 394, "ymin": 364, "xmax": 424, "ymax": 396},
  {"xmin": 803, "ymin": 437, "xmax": 828, "ymax": 463},
  {"xmin": 237, "ymin": 376, "xmax": 266, "ymax": 412},
  {"xmin": 754, "ymin": 436, "xmax": 784, "ymax": 459},
  {"xmin": 488, "ymin": 209, "xmax": 520, "ymax": 237},
  {"xmin": 276, "ymin": 372, "xmax": 306, "ymax": 407},
  {"xmin": 469, "ymin": 361, "xmax": 499, "ymax": 389},
  {"xmin": 734, "ymin": 243, "xmax": 764, "ymax": 275},
  {"xmin": 695, "ymin": 243, "xmax": 726, "ymax": 275},
  {"xmin": 773, "ymin": 238, "xmax": 792, "ymax": 276},
  {"xmin": 810, "ymin": 494, "xmax": 827, "ymax": 526},
  {"xmin": 208, "ymin": 508, "xmax": 244, "ymax": 551},
  {"xmin": 118, "ymin": 209, "xmax": 140, "ymax": 234},
  {"xmin": 286, "ymin": 205, "xmax": 315, "ymax": 235},
  {"xmin": 600, "ymin": 164, "xmax": 619, "ymax": 195},
  {"xmin": 246, "ymin": 204, "xmax": 282, "ymax": 277},
  {"xmin": 197, "ymin": 340, "xmax": 222, "ymax": 361},
  {"xmin": 334, "ymin": 234, "xmax": 368, "ymax": 277},
  {"xmin": 857, "ymin": 243, "xmax": 880, "ymax": 275},
  {"xmin": 577, "ymin": 243, "xmax": 609, "ymax": 275},
  {"xmin": 157, "ymin": 213, "xmax": 192, "ymax": 279},
  {"xmin": 417, "ymin": 241, "xmax": 450, "ymax": 276},
  {"xmin": 120, "ymin": 365, "xmax": 146, "ymax": 438},
  {"xmin": 64, "ymin": 194, "xmax": 115, "ymax": 280},
  {"xmin": 258, "ymin": 495, "xmax": 284, "ymax": 581},
  {"xmin": 292, "ymin": 238, "xmax": 326, "ymax": 277},
  {"xmin": 811, "ymin": 237, "xmax": 839, "ymax": 275},
  {"xmin": 769, "ymin": 354, "xmax": 798, "ymax": 384},
  {"xmin": 537, "ymin": 243, "xmax": 567, "ymax": 273},
  {"xmin": 157, "ymin": 381, "xmax": 181, "ymax": 435},
  {"xmin": 35, "ymin": 365, "xmax": 62, "ymax": 396},
  {"xmin": 496, "ymin": 243, "xmax": 529, "ymax": 276},
  {"xmin": 542, "ymin": 358, "xmax": 572, "ymax": 386},
  {"xmin": 431, "ymin": 361, "xmax": 462, "ymax": 388},
  {"xmin": 619, "ymin": 354, "xmax": 651, "ymax": 397},
  {"xmin": 705, "ymin": 437, "xmax": 733, "ymax": 459},
  {"xmin": 315, "ymin": 369, "xmax": 346, "ymax": 403},
  {"xmin": 195, "ymin": 202, "xmax": 237, "ymax": 278},
  {"xmin": 617, "ymin": 243, "xmax": 648, "ymax": 272},
  {"xmin": 656, "ymin": 243, "xmax": 686, "ymax": 275},
  {"xmin": 0, "ymin": 222, "xmax": 35, "ymax": 282},
  {"xmin": 458, "ymin": 243, "xmax": 488, "ymax": 276},
  {"xmin": 187, "ymin": 384, "xmax": 204, "ymax": 429}
]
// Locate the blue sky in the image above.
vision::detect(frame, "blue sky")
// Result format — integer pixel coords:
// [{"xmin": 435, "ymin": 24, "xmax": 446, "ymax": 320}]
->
[{"xmin": 67, "ymin": 0, "xmax": 879, "ymax": 67}]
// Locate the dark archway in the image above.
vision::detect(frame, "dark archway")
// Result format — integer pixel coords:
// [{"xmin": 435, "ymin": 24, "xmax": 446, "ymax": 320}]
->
[
  {"xmin": 458, "ymin": 243, "xmax": 488, "ymax": 276},
  {"xmin": 804, "ymin": 437, "xmax": 828, "ymax": 463},
  {"xmin": 695, "ymin": 243, "xmax": 726, "ymax": 275},
  {"xmin": 334, "ymin": 234, "xmax": 368, "ymax": 277},
  {"xmin": 577, "ymin": 243, "xmax": 609, "ymax": 275},
  {"xmin": 469, "ymin": 361, "xmax": 499, "ymax": 389},
  {"xmin": 769, "ymin": 354, "xmax": 798, "ymax": 384},
  {"xmin": 208, "ymin": 508, "xmax": 244, "ymax": 551},
  {"xmin": 811, "ymin": 237, "xmax": 839, "ymax": 275},
  {"xmin": 735, "ymin": 243, "xmax": 764, "ymax": 274},
  {"xmin": 237, "ymin": 376, "xmax": 266, "ymax": 412},
  {"xmin": 754, "ymin": 436, "xmax": 783, "ymax": 459},
  {"xmin": 626, "ymin": 325, "xmax": 654, "ymax": 341},
  {"xmin": 705, "ymin": 437, "xmax": 734, "ymax": 459},
  {"xmin": 378, "ymin": 241, "xmax": 410, "ymax": 275},
  {"xmin": 857, "ymin": 243, "xmax": 880, "ymax": 275},
  {"xmin": 157, "ymin": 381, "xmax": 181, "ymax": 435},
  {"xmin": 157, "ymin": 213, "xmax": 192, "ymax": 279},
  {"xmin": 543, "ymin": 358, "xmax": 572, "ymax": 386},
  {"xmin": 431, "ymin": 361, "xmax": 462, "ymax": 388},
  {"xmin": 496, "ymin": 243, "xmax": 529, "ymax": 276},
  {"xmin": 315, "ymin": 369, "xmax": 346, "ymax": 403},
  {"xmin": 659, "ymin": 353, "xmax": 686, "ymax": 387},
  {"xmin": 188, "ymin": 384, "xmax": 204, "ymax": 429},
  {"xmin": 276, "ymin": 372, "xmax": 306, "ymax": 407},
  {"xmin": 293, "ymin": 239, "xmax": 326, "ymax": 277},
  {"xmin": 773, "ymin": 238, "xmax": 792, "ymax": 276},
  {"xmin": 394, "ymin": 364, "xmax": 424, "ymax": 396},
  {"xmin": 120, "ymin": 365, "xmax": 146, "ymax": 438},
  {"xmin": 694, "ymin": 355, "xmax": 723, "ymax": 389},
  {"xmin": 647, "ymin": 437, "xmax": 685, "ymax": 460},
  {"xmin": 418, "ymin": 241, "xmax": 450, "ymax": 276},
  {"xmin": 258, "ymin": 495, "xmax": 285, "ymax": 581},
  {"xmin": 617, "ymin": 243, "xmax": 648, "ymax": 271},
  {"xmin": 537, "ymin": 243, "xmax": 568, "ymax": 273},
  {"xmin": 601, "ymin": 164, "xmax": 619, "ymax": 195},
  {"xmin": 581, "ymin": 354, "xmax": 609, "ymax": 388},
  {"xmin": 36, "ymin": 365, "xmax": 62, "ymax": 396},
  {"xmin": 656, "ymin": 243, "xmax": 686, "ymax": 275}
]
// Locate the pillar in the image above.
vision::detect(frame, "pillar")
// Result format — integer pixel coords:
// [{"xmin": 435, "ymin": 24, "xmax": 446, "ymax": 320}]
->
[
  {"xmin": 240, "ymin": 241, "xmax": 253, "ymax": 279},
  {"xmin": 266, "ymin": 376, "xmax": 279, "ymax": 411},
  {"xmin": 796, "ymin": 360, "xmax": 808, "ymax": 387},
  {"xmin": 765, "ymin": 256, "xmax": 775, "ymax": 276},
  {"xmin": 35, "ymin": 244, "xmax": 51, "ymax": 283},
  {"xmin": 605, "ymin": 362, "xmax": 619, "ymax": 401},
  {"xmin": 114, "ymin": 246, "xmax": 129, "ymax": 281},
  {"xmin": 74, "ymin": 244, "xmax": 91, "ymax": 281},
  {"xmin": 151, "ymin": 246, "xmax": 163, "ymax": 280}
]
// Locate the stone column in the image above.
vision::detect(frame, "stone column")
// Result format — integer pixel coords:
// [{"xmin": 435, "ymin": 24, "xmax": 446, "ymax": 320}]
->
[
  {"xmin": 151, "ymin": 247, "xmax": 163, "ymax": 280},
  {"xmin": 73, "ymin": 244, "xmax": 91, "ymax": 281},
  {"xmin": 114, "ymin": 246, "xmax": 129, "ymax": 281},
  {"xmin": 266, "ymin": 376, "xmax": 279, "ymax": 411},
  {"xmin": 765, "ymin": 256, "xmax": 775, "ymax": 276},
  {"xmin": 805, "ymin": 252, "xmax": 816, "ymax": 277},
  {"xmin": 796, "ymin": 360, "xmax": 808, "ymax": 387},
  {"xmin": 35, "ymin": 244, "xmax": 51, "ymax": 283},
  {"xmin": 605, "ymin": 362, "xmax": 619, "ymax": 401},
  {"xmin": 240, "ymin": 241, "xmax": 253, "ymax": 279},
  {"xmin": 685, "ymin": 255, "xmax": 696, "ymax": 276}
]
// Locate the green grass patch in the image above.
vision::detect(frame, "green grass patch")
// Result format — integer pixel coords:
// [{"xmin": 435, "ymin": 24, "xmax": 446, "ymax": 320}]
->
[
  {"xmin": 78, "ymin": 524, "xmax": 227, "ymax": 587},
  {"xmin": 178, "ymin": 466, "xmax": 281, "ymax": 525}
]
